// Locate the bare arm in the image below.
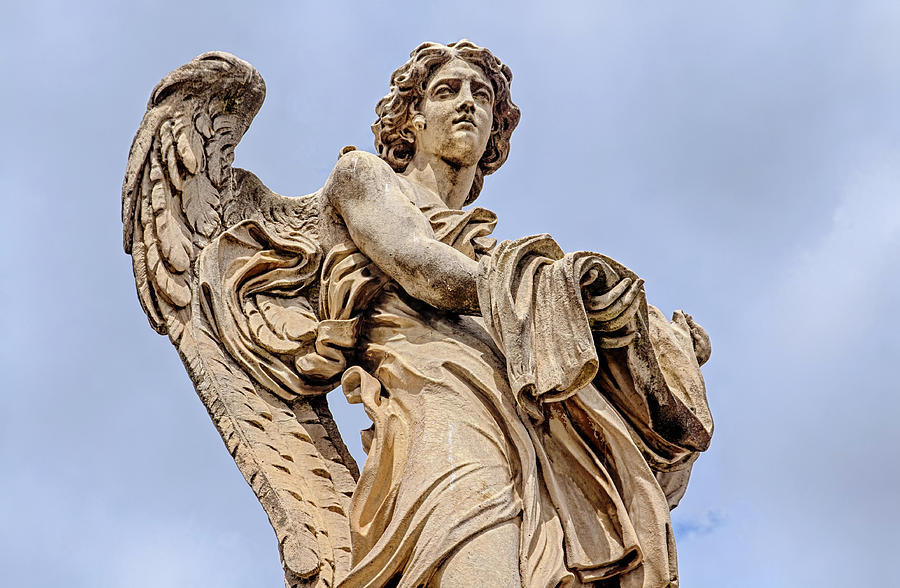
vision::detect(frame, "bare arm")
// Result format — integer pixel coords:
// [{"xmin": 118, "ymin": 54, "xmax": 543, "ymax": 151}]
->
[{"xmin": 323, "ymin": 150, "xmax": 480, "ymax": 314}]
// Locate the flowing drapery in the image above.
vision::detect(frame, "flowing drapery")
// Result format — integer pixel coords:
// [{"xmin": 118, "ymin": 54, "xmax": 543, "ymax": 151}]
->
[{"xmin": 325, "ymin": 206, "xmax": 712, "ymax": 587}]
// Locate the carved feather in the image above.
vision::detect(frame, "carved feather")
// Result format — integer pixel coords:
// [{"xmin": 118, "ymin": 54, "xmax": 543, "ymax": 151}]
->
[
  {"xmin": 184, "ymin": 317, "xmax": 354, "ymax": 586},
  {"xmin": 122, "ymin": 51, "xmax": 358, "ymax": 587},
  {"xmin": 148, "ymin": 140, "xmax": 192, "ymax": 274},
  {"xmin": 205, "ymin": 111, "xmax": 234, "ymax": 189},
  {"xmin": 130, "ymin": 182, "xmax": 166, "ymax": 334},
  {"xmin": 160, "ymin": 119, "xmax": 183, "ymax": 192},
  {"xmin": 123, "ymin": 105, "xmax": 172, "ymax": 250},
  {"xmin": 139, "ymin": 164, "xmax": 191, "ymax": 308},
  {"xmin": 181, "ymin": 174, "xmax": 220, "ymax": 238},
  {"xmin": 174, "ymin": 114, "xmax": 200, "ymax": 175},
  {"xmin": 195, "ymin": 109, "xmax": 214, "ymax": 140}
]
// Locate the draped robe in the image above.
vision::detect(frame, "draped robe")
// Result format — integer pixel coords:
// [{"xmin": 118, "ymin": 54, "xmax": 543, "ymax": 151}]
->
[{"xmin": 324, "ymin": 203, "xmax": 714, "ymax": 588}]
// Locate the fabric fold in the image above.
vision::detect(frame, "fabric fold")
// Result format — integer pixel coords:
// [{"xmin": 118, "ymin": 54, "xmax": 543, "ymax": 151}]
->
[
  {"xmin": 476, "ymin": 234, "xmax": 606, "ymax": 419},
  {"xmin": 338, "ymin": 211, "xmax": 713, "ymax": 588}
]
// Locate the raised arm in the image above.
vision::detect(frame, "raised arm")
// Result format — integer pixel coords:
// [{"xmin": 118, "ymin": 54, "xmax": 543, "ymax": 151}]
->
[{"xmin": 323, "ymin": 150, "xmax": 480, "ymax": 314}]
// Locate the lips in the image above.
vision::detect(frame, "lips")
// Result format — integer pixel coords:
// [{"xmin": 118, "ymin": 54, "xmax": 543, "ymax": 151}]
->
[{"xmin": 452, "ymin": 114, "xmax": 477, "ymax": 128}]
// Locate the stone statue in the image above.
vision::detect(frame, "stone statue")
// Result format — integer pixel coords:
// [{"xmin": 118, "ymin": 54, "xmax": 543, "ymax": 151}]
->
[{"xmin": 122, "ymin": 41, "xmax": 714, "ymax": 588}]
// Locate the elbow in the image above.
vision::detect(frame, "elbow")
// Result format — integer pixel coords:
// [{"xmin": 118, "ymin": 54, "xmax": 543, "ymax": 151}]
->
[
  {"xmin": 407, "ymin": 277, "xmax": 453, "ymax": 310},
  {"xmin": 399, "ymin": 261, "xmax": 479, "ymax": 314}
]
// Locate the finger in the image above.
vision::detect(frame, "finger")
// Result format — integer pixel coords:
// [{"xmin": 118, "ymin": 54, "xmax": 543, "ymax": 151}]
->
[
  {"xmin": 684, "ymin": 315, "xmax": 712, "ymax": 365},
  {"xmin": 586, "ymin": 278, "xmax": 631, "ymax": 311},
  {"xmin": 580, "ymin": 266, "xmax": 600, "ymax": 288},
  {"xmin": 595, "ymin": 286, "xmax": 642, "ymax": 331},
  {"xmin": 587, "ymin": 278, "xmax": 644, "ymax": 319},
  {"xmin": 596, "ymin": 330, "xmax": 637, "ymax": 349}
]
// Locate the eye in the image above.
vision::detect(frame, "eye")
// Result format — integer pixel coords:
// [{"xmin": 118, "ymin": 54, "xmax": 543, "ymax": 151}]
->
[
  {"xmin": 433, "ymin": 84, "xmax": 455, "ymax": 98},
  {"xmin": 474, "ymin": 88, "xmax": 493, "ymax": 103}
]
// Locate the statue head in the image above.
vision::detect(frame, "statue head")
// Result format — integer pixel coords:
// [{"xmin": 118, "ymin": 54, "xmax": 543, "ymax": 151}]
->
[{"xmin": 373, "ymin": 40, "xmax": 521, "ymax": 205}]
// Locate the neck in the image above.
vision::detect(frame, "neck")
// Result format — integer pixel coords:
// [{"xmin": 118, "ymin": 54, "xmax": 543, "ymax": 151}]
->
[{"xmin": 402, "ymin": 152, "xmax": 476, "ymax": 210}]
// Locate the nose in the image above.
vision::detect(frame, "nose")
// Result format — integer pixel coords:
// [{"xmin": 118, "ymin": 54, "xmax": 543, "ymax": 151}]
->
[{"xmin": 457, "ymin": 84, "xmax": 475, "ymax": 113}]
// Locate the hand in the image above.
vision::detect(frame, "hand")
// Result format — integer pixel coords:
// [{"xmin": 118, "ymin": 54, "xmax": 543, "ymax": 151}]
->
[
  {"xmin": 684, "ymin": 313, "xmax": 711, "ymax": 366},
  {"xmin": 583, "ymin": 274, "xmax": 644, "ymax": 349}
]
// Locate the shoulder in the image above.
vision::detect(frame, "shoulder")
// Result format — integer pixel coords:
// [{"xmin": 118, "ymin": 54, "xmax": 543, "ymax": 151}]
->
[
  {"xmin": 329, "ymin": 149, "xmax": 395, "ymax": 186},
  {"xmin": 325, "ymin": 149, "xmax": 400, "ymax": 209},
  {"xmin": 331, "ymin": 150, "xmax": 438, "ymax": 207}
]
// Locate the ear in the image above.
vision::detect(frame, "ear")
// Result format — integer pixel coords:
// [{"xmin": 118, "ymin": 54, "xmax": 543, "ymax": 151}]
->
[{"xmin": 412, "ymin": 114, "xmax": 426, "ymax": 131}]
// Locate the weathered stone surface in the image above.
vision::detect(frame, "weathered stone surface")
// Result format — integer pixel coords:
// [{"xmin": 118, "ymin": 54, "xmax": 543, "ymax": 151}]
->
[{"xmin": 122, "ymin": 40, "xmax": 713, "ymax": 587}]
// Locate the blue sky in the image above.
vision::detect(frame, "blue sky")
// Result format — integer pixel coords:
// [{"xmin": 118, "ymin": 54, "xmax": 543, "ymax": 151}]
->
[{"xmin": 2, "ymin": 1, "xmax": 898, "ymax": 586}]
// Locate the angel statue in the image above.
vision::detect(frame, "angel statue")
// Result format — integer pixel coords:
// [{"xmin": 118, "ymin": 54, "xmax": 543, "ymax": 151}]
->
[{"xmin": 122, "ymin": 40, "xmax": 714, "ymax": 588}]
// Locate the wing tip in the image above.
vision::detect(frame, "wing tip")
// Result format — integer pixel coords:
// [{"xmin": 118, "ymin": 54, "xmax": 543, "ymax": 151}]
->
[{"xmin": 148, "ymin": 50, "xmax": 265, "ymax": 112}]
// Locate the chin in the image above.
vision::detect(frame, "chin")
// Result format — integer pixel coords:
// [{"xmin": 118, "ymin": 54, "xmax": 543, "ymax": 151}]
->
[
  {"xmin": 439, "ymin": 139, "xmax": 484, "ymax": 168},
  {"xmin": 441, "ymin": 153, "xmax": 481, "ymax": 168}
]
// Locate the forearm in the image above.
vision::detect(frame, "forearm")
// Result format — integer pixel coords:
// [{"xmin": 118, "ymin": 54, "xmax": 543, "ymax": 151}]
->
[
  {"xmin": 397, "ymin": 238, "xmax": 480, "ymax": 314},
  {"xmin": 324, "ymin": 150, "xmax": 480, "ymax": 314}
]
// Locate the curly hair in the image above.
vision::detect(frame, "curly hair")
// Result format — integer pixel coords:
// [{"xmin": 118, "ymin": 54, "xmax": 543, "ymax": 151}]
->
[{"xmin": 372, "ymin": 40, "xmax": 521, "ymax": 205}]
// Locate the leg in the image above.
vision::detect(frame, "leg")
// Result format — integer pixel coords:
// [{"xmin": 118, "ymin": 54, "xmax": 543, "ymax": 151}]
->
[{"xmin": 432, "ymin": 518, "xmax": 521, "ymax": 588}]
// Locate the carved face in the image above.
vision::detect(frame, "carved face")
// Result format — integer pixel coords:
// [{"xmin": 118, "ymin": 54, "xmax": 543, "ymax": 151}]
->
[{"xmin": 414, "ymin": 58, "xmax": 495, "ymax": 168}]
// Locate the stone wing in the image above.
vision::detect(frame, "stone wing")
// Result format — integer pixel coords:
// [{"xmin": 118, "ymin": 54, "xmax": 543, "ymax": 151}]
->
[{"xmin": 121, "ymin": 52, "xmax": 356, "ymax": 587}]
